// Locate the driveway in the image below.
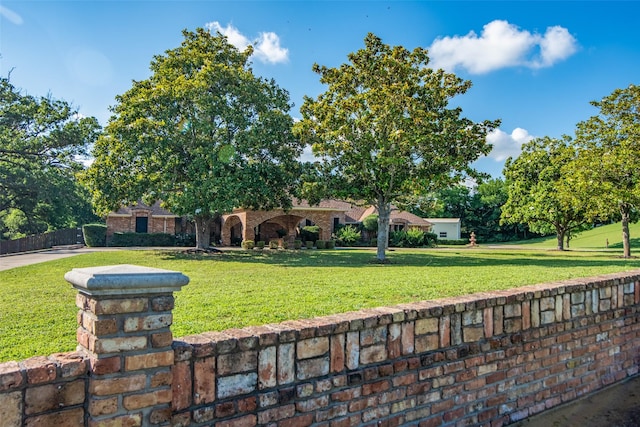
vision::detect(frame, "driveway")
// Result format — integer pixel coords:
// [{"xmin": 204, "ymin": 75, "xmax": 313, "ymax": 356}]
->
[{"xmin": 0, "ymin": 246, "xmax": 123, "ymax": 271}]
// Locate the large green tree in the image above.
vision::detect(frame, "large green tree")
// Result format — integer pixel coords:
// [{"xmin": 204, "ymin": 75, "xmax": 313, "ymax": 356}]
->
[
  {"xmin": 0, "ymin": 77, "xmax": 100, "ymax": 238},
  {"xmin": 501, "ymin": 136, "xmax": 589, "ymax": 250},
  {"xmin": 569, "ymin": 84, "xmax": 640, "ymax": 258},
  {"xmin": 294, "ymin": 33, "xmax": 498, "ymax": 261},
  {"xmin": 85, "ymin": 29, "xmax": 304, "ymax": 249}
]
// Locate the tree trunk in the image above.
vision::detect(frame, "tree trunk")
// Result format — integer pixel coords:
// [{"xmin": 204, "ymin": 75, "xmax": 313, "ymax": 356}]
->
[
  {"xmin": 555, "ymin": 227, "xmax": 565, "ymax": 251},
  {"xmin": 376, "ymin": 201, "xmax": 391, "ymax": 262},
  {"xmin": 194, "ymin": 216, "xmax": 212, "ymax": 249},
  {"xmin": 620, "ymin": 203, "xmax": 631, "ymax": 258}
]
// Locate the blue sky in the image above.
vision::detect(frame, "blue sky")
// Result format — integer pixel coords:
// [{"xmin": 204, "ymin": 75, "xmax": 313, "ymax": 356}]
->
[{"xmin": 2, "ymin": 1, "xmax": 639, "ymax": 178}]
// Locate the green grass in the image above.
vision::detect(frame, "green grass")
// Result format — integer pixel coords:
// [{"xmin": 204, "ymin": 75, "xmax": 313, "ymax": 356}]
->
[
  {"xmin": 499, "ymin": 221, "xmax": 640, "ymax": 250},
  {"xmin": 2, "ymin": 248, "xmax": 640, "ymax": 362}
]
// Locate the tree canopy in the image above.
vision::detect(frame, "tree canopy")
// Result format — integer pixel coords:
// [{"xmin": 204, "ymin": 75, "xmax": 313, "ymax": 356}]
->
[
  {"xmin": 84, "ymin": 28, "xmax": 304, "ymax": 248},
  {"xmin": 294, "ymin": 33, "xmax": 499, "ymax": 261},
  {"xmin": 568, "ymin": 84, "xmax": 640, "ymax": 257},
  {"xmin": 0, "ymin": 77, "xmax": 100, "ymax": 239},
  {"xmin": 501, "ymin": 136, "xmax": 589, "ymax": 250}
]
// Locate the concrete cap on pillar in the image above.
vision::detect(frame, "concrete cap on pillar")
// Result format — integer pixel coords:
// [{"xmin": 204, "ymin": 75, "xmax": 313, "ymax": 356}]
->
[{"xmin": 65, "ymin": 264, "xmax": 189, "ymax": 296}]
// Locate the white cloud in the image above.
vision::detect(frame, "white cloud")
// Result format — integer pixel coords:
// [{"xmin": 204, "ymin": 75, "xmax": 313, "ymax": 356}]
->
[
  {"xmin": 486, "ymin": 127, "xmax": 534, "ymax": 161},
  {"xmin": 0, "ymin": 6, "xmax": 23, "ymax": 25},
  {"xmin": 206, "ymin": 21, "xmax": 288, "ymax": 64},
  {"xmin": 429, "ymin": 20, "xmax": 577, "ymax": 74}
]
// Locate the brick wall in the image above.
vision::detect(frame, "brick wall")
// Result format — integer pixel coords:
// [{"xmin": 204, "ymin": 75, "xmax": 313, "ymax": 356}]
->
[
  {"xmin": 0, "ymin": 268, "xmax": 638, "ymax": 426},
  {"xmin": 171, "ymin": 271, "xmax": 640, "ymax": 426}
]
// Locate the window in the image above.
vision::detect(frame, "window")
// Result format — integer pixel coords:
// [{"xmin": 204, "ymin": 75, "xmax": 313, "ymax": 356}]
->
[
  {"xmin": 135, "ymin": 217, "xmax": 148, "ymax": 233},
  {"xmin": 333, "ymin": 217, "xmax": 340, "ymax": 232},
  {"xmin": 439, "ymin": 231, "xmax": 447, "ymax": 238}
]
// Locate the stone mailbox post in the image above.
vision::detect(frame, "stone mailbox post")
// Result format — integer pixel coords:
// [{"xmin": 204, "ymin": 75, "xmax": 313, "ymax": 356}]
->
[{"xmin": 65, "ymin": 264, "xmax": 189, "ymax": 426}]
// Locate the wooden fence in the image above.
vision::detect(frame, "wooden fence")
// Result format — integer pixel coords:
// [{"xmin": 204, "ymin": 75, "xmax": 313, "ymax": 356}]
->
[{"xmin": 0, "ymin": 227, "xmax": 84, "ymax": 255}]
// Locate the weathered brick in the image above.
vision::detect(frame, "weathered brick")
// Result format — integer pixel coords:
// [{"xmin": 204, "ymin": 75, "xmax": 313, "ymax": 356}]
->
[
  {"xmin": 297, "ymin": 337, "xmax": 330, "ymax": 359},
  {"xmin": 360, "ymin": 344, "xmax": 387, "ymax": 365},
  {"xmin": 86, "ymin": 315, "xmax": 118, "ymax": 336},
  {"xmin": 50, "ymin": 353, "xmax": 87, "ymax": 378},
  {"xmin": 362, "ymin": 379, "xmax": 390, "ymax": 395},
  {"xmin": 216, "ymin": 401, "xmax": 236, "ymax": 418},
  {"xmin": 0, "ymin": 361, "xmax": 24, "ymax": 391},
  {"xmin": 278, "ymin": 343, "xmax": 295, "ymax": 385},
  {"xmin": 123, "ymin": 388, "xmax": 172, "ymax": 410},
  {"xmin": 23, "ymin": 357, "xmax": 56, "ymax": 384},
  {"xmin": 125, "ymin": 350, "xmax": 173, "ymax": 371},
  {"xmin": 462, "ymin": 310, "xmax": 483, "ymax": 326},
  {"xmin": 171, "ymin": 361, "xmax": 192, "ymax": 411},
  {"xmin": 463, "ymin": 326, "xmax": 484, "ymax": 343},
  {"xmin": 25, "ymin": 408, "xmax": 85, "ymax": 427},
  {"xmin": 93, "ymin": 298, "xmax": 147, "ymax": 315},
  {"xmin": 415, "ymin": 334, "xmax": 439, "ymax": 353},
  {"xmin": 90, "ymin": 374, "xmax": 147, "ymax": 396},
  {"xmin": 218, "ymin": 372, "xmax": 257, "ymax": 398},
  {"xmin": 330, "ymin": 334, "xmax": 345, "ymax": 373},
  {"xmin": 194, "ymin": 356, "xmax": 216, "ymax": 404},
  {"xmin": 25, "ymin": 379, "xmax": 85, "ymax": 415},
  {"xmin": 360, "ymin": 326, "xmax": 387, "ymax": 345},
  {"xmin": 150, "ymin": 370, "xmax": 172, "ymax": 388},
  {"xmin": 0, "ymin": 391, "xmax": 21, "ymax": 427},
  {"xmin": 297, "ymin": 356, "xmax": 329, "ymax": 380},
  {"xmin": 238, "ymin": 396, "xmax": 257, "ymax": 412},
  {"xmin": 387, "ymin": 323, "xmax": 402, "ymax": 359},
  {"xmin": 401, "ymin": 322, "xmax": 415, "ymax": 355},
  {"xmin": 89, "ymin": 396, "xmax": 118, "ymax": 416},
  {"xmin": 124, "ymin": 314, "xmax": 172, "ymax": 332},
  {"xmin": 346, "ymin": 331, "xmax": 360, "ymax": 370},
  {"xmin": 87, "ymin": 413, "xmax": 142, "ymax": 427},
  {"xmin": 415, "ymin": 317, "xmax": 439, "ymax": 335},
  {"xmin": 90, "ymin": 356, "xmax": 121, "ymax": 375},
  {"xmin": 150, "ymin": 407, "xmax": 172, "ymax": 424},
  {"xmin": 93, "ymin": 336, "xmax": 148, "ymax": 354},
  {"xmin": 151, "ymin": 295, "xmax": 175, "ymax": 311},
  {"xmin": 258, "ymin": 403, "xmax": 295, "ymax": 424},
  {"xmin": 215, "ymin": 414, "xmax": 257, "ymax": 427},
  {"xmin": 296, "ymin": 395, "xmax": 329, "ymax": 412}
]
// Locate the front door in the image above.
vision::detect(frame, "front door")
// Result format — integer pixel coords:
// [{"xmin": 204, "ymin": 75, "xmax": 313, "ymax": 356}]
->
[{"xmin": 135, "ymin": 217, "xmax": 148, "ymax": 233}]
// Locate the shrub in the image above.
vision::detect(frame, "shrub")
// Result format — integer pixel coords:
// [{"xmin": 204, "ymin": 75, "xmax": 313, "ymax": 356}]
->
[
  {"xmin": 336, "ymin": 225, "xmax": 361, "ymax": 246},
  {"xmin": 326, "ymin": 240, "xmax": 335, "ymax": 249},
  {"xmin": 83, "ymin": 224, "xmax": 107, "ymax": 247},
  {"xmin": 315, "ymin": 240, "xmax": 327, "ymax": 249},
  {"xmin": 301, "ymin": 225, "xmax": 320, "ymax": 243},
  {"xmin": 438, "ymin": 239, "xmax": 468, "ymax": 245},
  {"xmin": 306, "ymin": 240, "xmax": 314, "ymax": 249},
  {"xmin": 269, "ymin": 240, "xmax": 279, "ymax": 249},
  {"xmin": 424, "ymin": 232, "xmax": 438, "ymax": 247},
  {"xmin": 109, "ymin": 232, "xmax": 176, "ymax": 247},
  {"xmin": 389, "ymin": 230, "xmax": 406, "ymax": 247},
  {"xmin": 256, "ymin": 241, "xmax": 265, "ymax": 249},
  {"xmin": 362, "ymin": 214, "xmax": 378, "ymax": 232},
  {"xmin": 175, "ymin": 233, "xmax": 196, "ymax": 247},
  {"xmin": 405, "ymin": 228, "xmax": 426, "ymax": 247},
  {"xmin": 294, "ymin": 240, "xmax": 302, "ymax": 249},
  {"xmin": 370, "ymin": 237, "xmax": 377, "ymax": 247},
  {"xmin": 241, "ymin": 240, "xmax": 255, "ymax": 250}
]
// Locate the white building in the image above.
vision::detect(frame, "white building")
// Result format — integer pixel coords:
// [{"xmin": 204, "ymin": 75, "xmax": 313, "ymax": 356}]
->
[{"xmin": 424, "ymin": 218, "xmax": 461, "ymax": 240}]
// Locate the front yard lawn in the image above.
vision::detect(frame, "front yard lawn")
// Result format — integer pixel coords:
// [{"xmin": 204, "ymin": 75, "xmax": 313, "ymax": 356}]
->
[{"xmin": 1, "ymin": 248, "xmax": 639, "ymax": 362}]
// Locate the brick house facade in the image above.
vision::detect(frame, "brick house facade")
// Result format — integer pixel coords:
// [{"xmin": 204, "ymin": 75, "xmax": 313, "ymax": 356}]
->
[
  {"xmin": 106, "ymin": 201, "xmax": 179, "ymax": 242},
  {"xmin": 107, "ymin": 200, "xmax": 432, "ymax": 246}
]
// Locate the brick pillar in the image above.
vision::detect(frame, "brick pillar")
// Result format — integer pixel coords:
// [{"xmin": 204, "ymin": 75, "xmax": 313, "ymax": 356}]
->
[{"xmin": 65, "ymin": 264, "xmax": 189, "ymax": 427}]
